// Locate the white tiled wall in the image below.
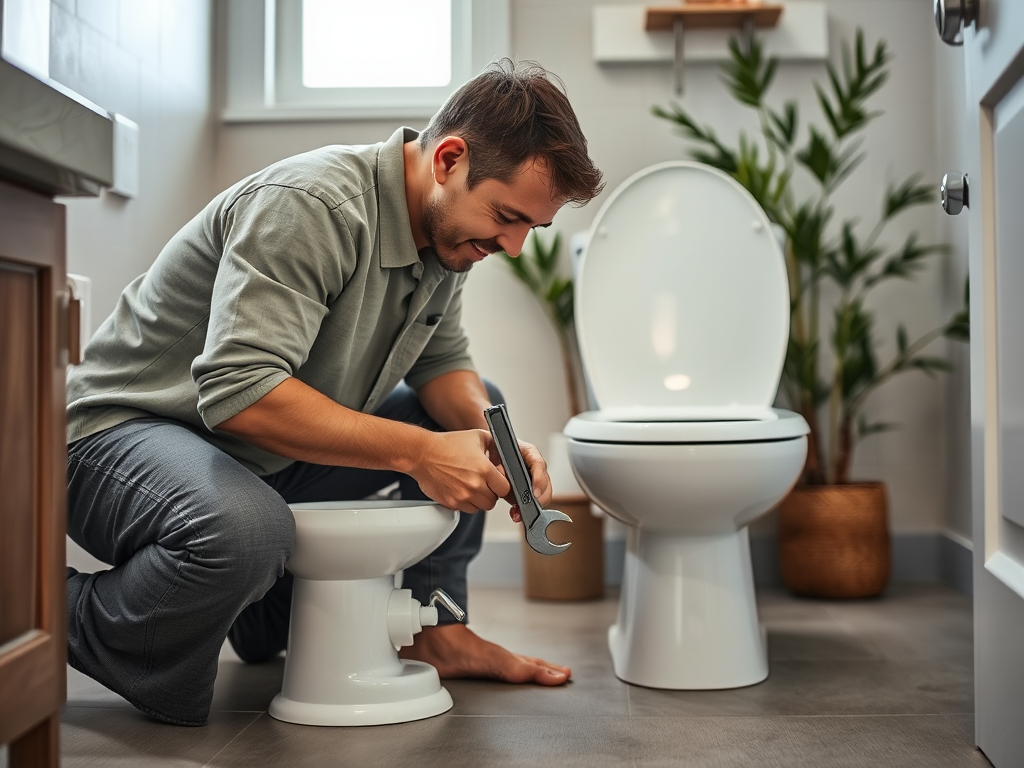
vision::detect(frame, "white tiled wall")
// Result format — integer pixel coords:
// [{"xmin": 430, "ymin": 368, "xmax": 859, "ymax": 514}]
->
[
  {"xmin": 48, "ymin": 0, "xmax": 216, "ymax": 336},
  {"xmin": 48, "ymin": 0, "xmax": 216, "ymax": 572}
]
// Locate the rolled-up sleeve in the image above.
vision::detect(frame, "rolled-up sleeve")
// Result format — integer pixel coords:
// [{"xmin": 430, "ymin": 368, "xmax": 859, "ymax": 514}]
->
[
  {"xmin": 404, "ymin": 276, "xmax": 476, "ymax": 391},
  {"xmin": 192, "ymin": 185, "xmax": 348, "ymax": 429}
]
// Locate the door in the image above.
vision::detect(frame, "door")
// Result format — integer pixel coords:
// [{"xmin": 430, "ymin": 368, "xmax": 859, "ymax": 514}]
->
[
  {"xmin": 0, "ymin": 180, "xmax": 68, "ymax": 767},
  {"xmin": 940, "ymin": 0, "xmax": 1024, "ymax": 764}
]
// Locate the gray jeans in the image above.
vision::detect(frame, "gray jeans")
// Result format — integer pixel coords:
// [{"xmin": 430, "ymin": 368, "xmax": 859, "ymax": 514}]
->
[{"xmin": 65, "ymin": 382, "xmax": 499, "ymax": 726}]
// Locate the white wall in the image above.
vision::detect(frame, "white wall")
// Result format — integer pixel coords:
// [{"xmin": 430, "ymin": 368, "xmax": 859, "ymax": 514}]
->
[
  {"xmin": 214, "ymin": 0, "xmax": 966, "ymax": 543},
  {"xmin": 48, "ymin": 0, "xmax": 216, "ymax": 572},
  {"xmin": 49, "ymin": 0, "xmax": 216, "ymax": 333}
]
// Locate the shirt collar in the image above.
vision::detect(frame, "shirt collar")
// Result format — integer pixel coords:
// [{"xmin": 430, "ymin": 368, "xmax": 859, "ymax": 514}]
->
[{"xmin": 377, "ymin": 126, "xmax": 422, "ymax": 269}]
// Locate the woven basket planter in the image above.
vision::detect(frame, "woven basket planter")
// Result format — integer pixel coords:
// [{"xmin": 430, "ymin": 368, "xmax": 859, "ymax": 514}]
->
[
  {"xmin": 522, "ymin": 495, "xmax": 604, "ymax": 601},
  {"xmin": 777, "ymin": 482, "xmax": 891, "ymax": 598}
]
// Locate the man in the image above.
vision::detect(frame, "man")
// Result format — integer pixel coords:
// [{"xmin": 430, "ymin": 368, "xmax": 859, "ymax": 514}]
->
[{"xmin": 65, "ymin": 59, "xmax": 604, "ymax": 726}]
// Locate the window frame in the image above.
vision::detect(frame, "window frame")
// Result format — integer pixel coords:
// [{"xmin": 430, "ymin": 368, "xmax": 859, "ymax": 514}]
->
[{"xmin": 221, "ymin": 0, "xmax": 510, "ymax": 123}]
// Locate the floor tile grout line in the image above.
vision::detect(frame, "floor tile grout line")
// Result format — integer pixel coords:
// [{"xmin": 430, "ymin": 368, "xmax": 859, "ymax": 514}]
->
[
  {"xmin": 201, "ymin": 710, "xmax": 264, "ymax": 768},
  {"xmin": 208, "ymin": 709, "xmax": 266, "ymax": 714},
  {"xmin": 444, "ymin": 712, "xmax": 975, "ymax": 720}
]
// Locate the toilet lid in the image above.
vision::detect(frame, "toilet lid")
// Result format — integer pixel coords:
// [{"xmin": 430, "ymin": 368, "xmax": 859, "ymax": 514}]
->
[{"xmin": 576, "ymin": 162, "xmax": 789, "ymax": 410}]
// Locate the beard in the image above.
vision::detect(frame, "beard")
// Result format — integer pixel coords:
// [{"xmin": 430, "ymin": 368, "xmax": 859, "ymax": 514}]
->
[{"xmin": 421, "ymin": 195, "xmax": 500, "ymax": 273}]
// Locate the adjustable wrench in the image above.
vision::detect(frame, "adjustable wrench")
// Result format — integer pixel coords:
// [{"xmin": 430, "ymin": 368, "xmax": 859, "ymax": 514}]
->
[{"xmin": 484, "ymin": 404, "xmax": 572, "ymax": 556}]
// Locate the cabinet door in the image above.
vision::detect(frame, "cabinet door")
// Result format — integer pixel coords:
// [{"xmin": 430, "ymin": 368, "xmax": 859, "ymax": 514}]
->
[{"xmin": 0, "ymin": 180, "xmax": 67, "ymax": 767}]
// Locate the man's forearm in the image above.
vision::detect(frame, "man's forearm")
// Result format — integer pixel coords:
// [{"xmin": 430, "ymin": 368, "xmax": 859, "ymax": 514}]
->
[
  {"xmin": 415, "ymin": 370, "xmax": 493, "ymax": 432},
  {"xmin": 217, "ymin": 377, "xmax": 430, "ymax": 473}
]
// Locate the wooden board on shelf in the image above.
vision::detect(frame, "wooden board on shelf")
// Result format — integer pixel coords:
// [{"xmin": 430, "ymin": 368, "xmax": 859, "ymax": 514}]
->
[{"xmin": 645, "ymin": 4, "xmax": 783, "ymax": 31}]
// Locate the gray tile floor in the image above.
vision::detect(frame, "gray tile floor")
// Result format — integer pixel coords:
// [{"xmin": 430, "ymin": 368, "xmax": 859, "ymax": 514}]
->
[{"xmin": 32, "ymin": 585, "xmax": 993, "ymax": 767}]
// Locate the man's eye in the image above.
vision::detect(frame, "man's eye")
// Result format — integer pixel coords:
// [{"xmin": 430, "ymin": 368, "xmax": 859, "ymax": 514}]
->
[{"xmin": 496, "ymin": 213, "xmax": 515, "ymax": 225}]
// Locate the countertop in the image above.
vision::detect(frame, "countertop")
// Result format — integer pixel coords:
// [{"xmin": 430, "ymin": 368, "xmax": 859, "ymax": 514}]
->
[{"xmin": 0, "ymin": 58, "xmax": 113, "ymax": 197}]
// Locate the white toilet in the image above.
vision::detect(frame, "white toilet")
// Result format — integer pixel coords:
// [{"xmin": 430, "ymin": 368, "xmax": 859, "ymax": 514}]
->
[
  {"xmin": 268, "ymin": 500, "xmax": 461, "ymax": 726},
  {"xmin": 565, "ymin": 161, "xmax": 810, "ymax": 690}
]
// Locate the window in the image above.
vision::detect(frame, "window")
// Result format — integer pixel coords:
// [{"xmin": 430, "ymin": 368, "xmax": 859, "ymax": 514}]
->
[
  {"xmin": 302, "ymin": 0, "xmax": 452, "ymax": 89},
  {"xmin": 222, "ymin": 0, "xmax": 509, "ymax": 122}
]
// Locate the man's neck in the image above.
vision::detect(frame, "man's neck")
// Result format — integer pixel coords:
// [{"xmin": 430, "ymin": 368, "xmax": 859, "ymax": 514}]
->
[{"xmin": 403, "ymin": 140, "xmax": 430, "ymax": 250}]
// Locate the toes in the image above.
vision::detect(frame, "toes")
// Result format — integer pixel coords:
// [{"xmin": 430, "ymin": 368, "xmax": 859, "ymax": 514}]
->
[
  {"xmin": 534, "ymin": 666, "xmax": 569, "ymax": 686},
  {"xmin": 497, "ymin": 657, "xmax": 570, "ymax": 686},
  {"xmin": 493, "ymin": 656, "xmax": 568, "ymax": 686},
  {"xmin": 519, "ymin": 655, "xmax": 572, "ymax": 678}
]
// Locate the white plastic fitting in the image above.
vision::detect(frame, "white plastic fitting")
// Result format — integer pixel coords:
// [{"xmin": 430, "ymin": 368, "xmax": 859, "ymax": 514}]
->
[{"xmin": 386, "ymin": 589, "xmax": 439, "ymax": 649}]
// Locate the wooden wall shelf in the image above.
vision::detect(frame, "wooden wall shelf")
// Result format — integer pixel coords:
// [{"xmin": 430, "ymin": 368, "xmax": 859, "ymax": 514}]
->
[
  {"xmin": 645, "ymin": 4, "xmax": 783, "ymax": 32},
  {"xmin": 643, "ymin": 3, "xmax": 784, "ymax": 94}
]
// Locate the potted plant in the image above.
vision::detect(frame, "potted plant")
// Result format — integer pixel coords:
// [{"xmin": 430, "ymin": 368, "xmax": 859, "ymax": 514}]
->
[
  {"xmin": 499, "ymin": 232, "xmax": 604, "ymax": 600},
  {"xmin": 652, "ymin": 31, "xmax": 969, "ymax": 597}
]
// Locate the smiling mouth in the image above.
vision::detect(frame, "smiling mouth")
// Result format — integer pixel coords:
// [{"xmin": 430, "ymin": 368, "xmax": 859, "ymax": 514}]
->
[{"xmin": 470, "ymin": 242, "xmax": 490, "ymax": 259}]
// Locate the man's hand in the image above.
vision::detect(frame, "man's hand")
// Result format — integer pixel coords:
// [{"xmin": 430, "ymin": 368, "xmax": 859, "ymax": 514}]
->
[
  {"xmin": 410, "ymin": 429, "xmax": 512, "ymax": 513},
  {"xmin": 505, "ymin": 440, "xmax": 552, "ymax": 524}
]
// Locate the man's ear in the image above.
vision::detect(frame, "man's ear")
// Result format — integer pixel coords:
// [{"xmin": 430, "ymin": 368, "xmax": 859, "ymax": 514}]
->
[{"xmin": 431, "ymin": 136, "xmax": 467, "ymax": 185}]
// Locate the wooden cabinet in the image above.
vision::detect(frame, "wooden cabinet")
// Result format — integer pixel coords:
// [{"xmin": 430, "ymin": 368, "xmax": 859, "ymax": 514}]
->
[{"xmin": 0, "ymin": 179, "xmax": 68, "ymax": 767}]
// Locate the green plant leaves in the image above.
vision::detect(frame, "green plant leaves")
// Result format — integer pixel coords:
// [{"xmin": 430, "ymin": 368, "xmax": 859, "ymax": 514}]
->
[
  {"xmin": 722, "ymin": 35, "xmax": 777, "ymax": 107},
  {"xmin": 783, "ymin": 337, "xmax": 830, "ymax": 408},
  {"xmin": 794, "ymin": 128, "xmax": 864, "ymax": 192},
  {"xmin": 734, "ymin": 133, "xmax": 790, "ymax": 223},
  {"xmin": 825, "ymin": 222, "xmax": 882, "ymax": 290},
  {"xmin": 832, "ymin": 299, "xmax": 878, "ymax": 399},
  {"xmin": 817, "ymin": 30, "xmax": 890, "ymax": 141},
  {"xmin": 783, "ymin": 202, "xmax": 831, "ymax": 272},
  {"xmin": 650, "ymin": 103, "xmax": 738, "ymax": 173},
  {"xmin": 884, "ymin": 174, "xmax": 934, "ymax": 219},
  {"xmin": 766, "ymin": 102, "xmax": 799, "ymax": 152},
  {"xmin": 864, "ymin": 234, "xmax": 948, "ymax": 290}
]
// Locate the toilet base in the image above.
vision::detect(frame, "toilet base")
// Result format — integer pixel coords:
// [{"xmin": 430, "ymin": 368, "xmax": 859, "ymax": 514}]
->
[
  {"xmin": 270, "ymin": 576, "xmax": 454, "ymax": 727},
  {"xmin": 269, "ymin": 661, "xmax": 453, "ymax": 726},
  {"xmin": 609, "ymin": 527, "xmax": 768, "ymax": 689}
]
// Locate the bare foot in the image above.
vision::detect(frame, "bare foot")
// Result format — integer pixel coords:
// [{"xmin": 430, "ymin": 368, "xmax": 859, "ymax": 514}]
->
[{"xmin": 399, "ymin": 623, "xmax": 571, "ymax": 686}]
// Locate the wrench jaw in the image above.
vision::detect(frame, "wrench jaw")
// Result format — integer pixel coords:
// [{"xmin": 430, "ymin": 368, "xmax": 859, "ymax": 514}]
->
[{"xmin": 524, "ymin": 509, "xmax": 573, "ymax": 556}]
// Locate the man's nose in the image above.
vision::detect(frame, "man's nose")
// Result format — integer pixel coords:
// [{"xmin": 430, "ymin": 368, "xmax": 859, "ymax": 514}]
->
[{"xmin": 499, "ymin": 228, "xmax": 531, "ymax": 259}]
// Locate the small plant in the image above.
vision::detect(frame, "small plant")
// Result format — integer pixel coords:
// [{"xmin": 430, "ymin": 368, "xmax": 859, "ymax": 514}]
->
[
  {"xmin": 652, "ymin": 31, "xmax": 969, "ymax": 485},
  {"xmin": 500, "ymin": 231, "xmax": 588, "ymax": 417}
]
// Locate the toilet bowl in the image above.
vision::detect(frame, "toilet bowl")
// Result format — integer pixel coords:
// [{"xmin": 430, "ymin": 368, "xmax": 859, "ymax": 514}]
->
[
  {"xmin": 268, "ymin": 500, "xmax": 460, "ymax": 726},
  {"xmin": 565, "ymin": 162, "xmax": 810, "ymax": 690}
]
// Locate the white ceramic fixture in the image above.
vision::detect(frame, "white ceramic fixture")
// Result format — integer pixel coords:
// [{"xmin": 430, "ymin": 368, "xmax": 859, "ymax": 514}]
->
[
  {"xmin": 565, "ymin": 162, "xmax": 809, "ymax": 690},
  {"xmin": 268, "ymin": 500, "xmax": 460, "ymax": 726}
]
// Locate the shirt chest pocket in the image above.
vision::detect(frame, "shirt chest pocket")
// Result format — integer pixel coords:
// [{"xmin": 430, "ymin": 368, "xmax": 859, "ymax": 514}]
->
[
  {"xmin": 361, "ymin": 312, "xmax": 442, "ymax": 413},
  {"xmin": 398, "ymin": 306, "xmax": 445, "ymax": 368}
]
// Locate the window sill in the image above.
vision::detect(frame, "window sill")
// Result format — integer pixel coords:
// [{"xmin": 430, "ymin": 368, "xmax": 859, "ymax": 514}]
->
[{"xmin": 221, "ymin": 104, "xmax": 444, "ymax": 124}]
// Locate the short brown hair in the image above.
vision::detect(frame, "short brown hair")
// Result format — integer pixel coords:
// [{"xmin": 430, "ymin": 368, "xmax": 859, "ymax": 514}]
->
[{"xmin": 420, "ymin": 59, "xmax": 604, "ymax": 206}]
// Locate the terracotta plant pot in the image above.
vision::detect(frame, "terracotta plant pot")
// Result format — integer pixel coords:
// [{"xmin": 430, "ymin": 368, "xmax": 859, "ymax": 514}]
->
[
  {"xmin": 777, "ymin": 482, "xmax": 891, "ymax": 598},
  {"xmin": 522, "ymin": 495, "xmax": 604, "ymax": 601}
]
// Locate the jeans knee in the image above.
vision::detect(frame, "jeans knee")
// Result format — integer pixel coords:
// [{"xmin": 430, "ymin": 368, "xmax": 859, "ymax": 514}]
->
[
  {"xmin": 197, "ymin": 485, "xmax": 295, "ymax": 597},
  {"xmin": 482, "ymin": 378, "xmax": 505, "ymax": 407}
]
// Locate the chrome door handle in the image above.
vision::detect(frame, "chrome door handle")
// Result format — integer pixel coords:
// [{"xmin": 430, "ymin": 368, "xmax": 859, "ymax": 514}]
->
[
  {"xmin": 941, "ymin": 172, "xmax": 970, "ymax": 215},
  {"xmin": 934, "ymin": 0, "xmax": 978, "ymax": 46}
]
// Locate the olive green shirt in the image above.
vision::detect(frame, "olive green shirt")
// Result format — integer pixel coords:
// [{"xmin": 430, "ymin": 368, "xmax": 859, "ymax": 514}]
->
[{"xmin": 67, "ymin": 127, "xmax": 474, "ymax": 476}]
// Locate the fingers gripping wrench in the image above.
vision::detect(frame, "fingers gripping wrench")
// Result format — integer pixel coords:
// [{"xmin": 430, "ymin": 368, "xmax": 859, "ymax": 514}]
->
[{"xmin": 484, "ymin": 404, "xmax": 572, "ymax": 556}]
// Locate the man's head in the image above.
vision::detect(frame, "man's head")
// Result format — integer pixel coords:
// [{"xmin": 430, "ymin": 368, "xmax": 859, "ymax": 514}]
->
[{"xmin": 413, "ymin": 59, "xmax": 604, "ymax": 272}]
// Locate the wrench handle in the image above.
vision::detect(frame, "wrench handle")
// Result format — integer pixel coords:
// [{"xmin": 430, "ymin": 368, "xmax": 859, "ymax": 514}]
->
[{"xmin": 484, "ymin": 404, "xmax": 543, "ymax": 525}]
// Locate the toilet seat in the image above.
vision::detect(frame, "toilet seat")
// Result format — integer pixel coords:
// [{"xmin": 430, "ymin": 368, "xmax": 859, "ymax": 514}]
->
[
  {"xmin": 575, "ymin": 161, "xmax": 789, "ymax": 412},
  {"xmin": 565, "ymin": 407, "xmax": 808, "ymax": 444}
]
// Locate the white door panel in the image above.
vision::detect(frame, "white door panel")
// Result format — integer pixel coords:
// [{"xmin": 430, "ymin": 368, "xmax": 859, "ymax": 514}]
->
[
  {"xmin": 994, "ymin": 75, "xmax": 1024, "ymax": 533},
  {"xmin": 951, "ymin": 0, "xmax": 1024, "ymax": 763}
]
